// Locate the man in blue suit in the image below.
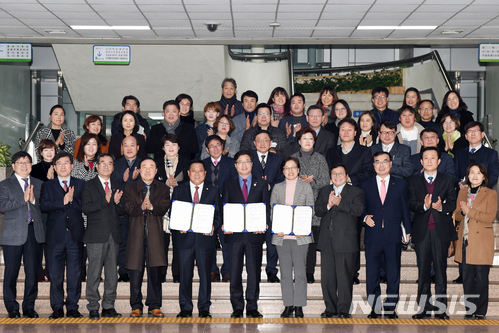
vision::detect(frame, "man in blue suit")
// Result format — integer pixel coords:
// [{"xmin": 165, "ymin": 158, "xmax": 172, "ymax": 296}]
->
[
  {"xmin": 203, "ymin": 135, "xmax": 236, "ymax": 283},
  {"xmin": 0, "ymin": 151, "xmax": 45, "ymax": 319},
  {"xmin": 454, "ymin": 121, "xmax": 499, "ymax": 189},
  {"xmin": 411, "ymin": 129, "xmax": 455, "ymax": 178},
  {"xmin": 40, "ymin": 152, "xmax": 86, "ymax": 319},
  {"xmin": 172, "ymin": 160, "xmax": 221, "ymax": 318},
  {"xmin": 360, "ymin": 151, "xmax": 411, "ymax": 319}
]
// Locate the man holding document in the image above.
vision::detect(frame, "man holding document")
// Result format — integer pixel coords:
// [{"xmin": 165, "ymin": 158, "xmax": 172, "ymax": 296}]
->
[
  {"xmin": 222, "ymin": 150, "xmax": 271, "ymax": 318},
  {"xmin": 170, "ymin": 160, "xmax": 221, "ymax": 318}
]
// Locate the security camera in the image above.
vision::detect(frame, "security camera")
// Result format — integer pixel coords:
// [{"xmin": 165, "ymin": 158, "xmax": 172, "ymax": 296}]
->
[{"xmin": 204, "ymin": 22, "xmax": 221, "ymax": 32}]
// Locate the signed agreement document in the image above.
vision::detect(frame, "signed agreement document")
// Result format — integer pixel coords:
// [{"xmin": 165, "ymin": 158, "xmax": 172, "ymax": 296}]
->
[
  {"xmin": 272, "ymin": 204, "xmax": 312, "ymax": 236},
  {"xmin": 223, "ymin": 202, "xmax": 266, "ymax": 233},
  {"xmin": 169, "ymin": 200, "xmax": 214, "ymax": 234}
]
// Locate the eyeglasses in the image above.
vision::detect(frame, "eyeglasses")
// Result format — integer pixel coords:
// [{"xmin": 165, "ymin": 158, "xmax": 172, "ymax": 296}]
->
[
  {"xmin": 55, "ymin": 161, "xmax": 71, "ymax": 166},
  {"xmin": 308, "ymin": 114, "xmax": 322, "ymax": 118},
  {"xmin": 236, "ymin": 161, "xmax": 252, "ymax": 165},
  {"xmin": 419, "ymin": 107, "xmax": 433, "ymax": 112},
  {"xmin": 179, "ymin": 102, "xmax": 191, "ymax": 107},
  {"xmin": 218, "ymin": 122, "xmax": 230, "ymax": 126},
  {"xmin": 374, "ymin": 160, "xmax": 391, "ymax": 165},
  {"xmin": 447, "ymin": 97, "xmax": 459, "ymax": 103},
  {"xmin": 331, "ymin": 172, "xmax": 345, "ymax": 177},
  {"xmin": 380, "ymin": 131, "xmax": 395, "ymax": 136},
  {"xmin": 98, "ymin": 162, "xmax": 113, "ymax": 167},
  {"xmin": 15, "ymin": 161, "xmax": 32, "ymax": 166},
  {"xmin": 335, "ymin": 107, "xmax": 347, "ymax": 112},
  {"xmin": 258, "ymin": 112, "xmax": 270, "ymax": 116},
  {"xmin": 467, "ymin": 129, "xmax": 481, "ymax": 134},
  {"xmin": 373, "ymin": 95, "xmax": 387, "ymax": 100},
  {"xmin": 208, "ymin": 143, "xmax": 222, "ymax": 149},
  {"xmin": 283, "ymin": 166, "xmax": 298, "ymax": 171},
  {"xmin": 422, "ymin": 136, "xmax": 438, "ymax": 140},
  {"xmin": 443, "ymin": 121, "xmax": 455, "ymax": 125},
  {"xmin": 255, "ymin": 139, "xmax": 270, "ymax": 143}
]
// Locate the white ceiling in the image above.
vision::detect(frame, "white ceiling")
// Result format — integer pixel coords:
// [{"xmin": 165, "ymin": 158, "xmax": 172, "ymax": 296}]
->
[{"xmin": 1, "ymin": 0, "xmax": 499, "ymax": 44}]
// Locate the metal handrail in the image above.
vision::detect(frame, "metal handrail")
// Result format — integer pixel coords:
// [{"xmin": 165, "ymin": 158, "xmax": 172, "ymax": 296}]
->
[
  {"xmin": 228, "ymin": 49, "xmax": 289, "ymax": 60},
  {"xmin": 19, "ymin": 121, "xmax": 44, "ymax": 151}
]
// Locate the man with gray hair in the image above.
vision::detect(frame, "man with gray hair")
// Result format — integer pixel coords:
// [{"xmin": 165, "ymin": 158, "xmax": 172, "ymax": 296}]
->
[{"xmin": 217, "ymin": 78, "xmax": 244, "ymax": 117}]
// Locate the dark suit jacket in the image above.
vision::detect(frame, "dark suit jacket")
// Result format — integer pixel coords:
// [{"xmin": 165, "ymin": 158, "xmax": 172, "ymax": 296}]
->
[
  {"xmin": 326, "ymin": 143, "xmax": 374, "ymax": 186},
  {"xmin": 371, "ymin": 107, "xmax": 400, "ymax": 125},
  {"xmin": 408, "ymin": 173, "xmax": 457, "ymax": 244},
  {"xmin": 315, "ymin": 184, "xmax": 364, "ymax": 253},
  {"xmin": 40, "ymin": 177, "xmax": 85, "ymax": 245},
  {"xmin": 154, "ymin": 152, "xmax": 190, "ymax": 185},
  {"xmin": 286, "ymin": 127, "xmax": 337, "ymax": 157},
  {"xmin": 146, "ymin": 121, "xmax": 199, "ymax": 160},
  {"xmin": 454, "ymin": 145, "xmax": 499, "ymax": 188},
  {"xmin": 0, "ymin": 175, "xmax": 45, "ymax": 246},
  {"xmin": 277, "ymin": 114, "xmax": 309, "ymax": 142},
  {"xmin": 81, "ymin": 177, "xmax": 125, "ymax": 244},
  {"xmin": 251, "ymin": 151, "xmax": 284, "ymax": 190},
  {"xmin": 360, "ymin": 176, "xmax": 411, "ymax": 245},
  {"xmin": 171, "ymin": 182, "xmax": 221, "ymax": 249},
  {"xmin": 203, "ymin": 155, "xmax": 237, "ymax": 194},
  {"xmin": 240, "ymin": 125, "xmax": 287, "ymax": 156},
  {"xmin": 370, "ymin": 141, "xmax": 413, "ymax": 179},
  {"xmin": 222, "ymin": 176, "xmax": 271, "ymax": 244},
  {"xmin": 411, "ymin": 152, "xmax": 455, "ymax": 179},
  {"xmin": 111, "ymin": 156, "xmax": 142, "ymax": 189},
  {"xmin": 108, "ymin": 132, "xmax": 147, "ymax": 161}
]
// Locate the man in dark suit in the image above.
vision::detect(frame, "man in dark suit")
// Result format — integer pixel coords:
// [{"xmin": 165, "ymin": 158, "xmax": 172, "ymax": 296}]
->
[
  {"xmin": 0, "ymin": 151, "xmax": 45, "ymax": 319},
  {"xmin": 40, "ymin": 152, "xmax": 86, "ymax": 319},
  {"xmin": 203, "ymin": 135, "xmax": 236, "ymax": 283},
  {"xmin": 82, "ymin": 153, "xmax": 125, "ymax": 319},
  {"xmin": 251, "ymin": 129, "xmax": 283, "ymax": 283},
  {"xmin": 172, "ymin": 160, "xmax": 221, "ymax": 318},
  {"xmin": 370, "ymin": 87, "xmax": 399, "ymax": 125},
  {"xmin": 408, "ymin": 147, "xmax": 457, "ymax": 320},
  {"xmin": 454, "ymin": 121, "xmax": 499, "ymax": 189},
  {"xmin": 315, "ymin": 163, "xmax": 364, "ymax": 318},
  {"xmin": 360, "ymin": 151, "xmax": 411, "ymax": 319},
  {"xmin": 146, "ymin": 100, "xmax": 199, "ymax": 160},
  {"xmin": 411, "ymin": 129, "xmax": 454, "ymax": 178},
  {"xmin": 111, "ymin": 135, "xmax": 142, "ymax": 282},
  {"xmin": 371, "ymin": 120, "xmax": 413, "ymax": 179},
  {"xmin": 222, "ymin": 150, "xmax": 271, "ymax": 318}
]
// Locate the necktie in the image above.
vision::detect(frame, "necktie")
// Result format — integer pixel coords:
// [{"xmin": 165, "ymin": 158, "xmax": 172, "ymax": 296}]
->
[
  {"xmin": 214, "ymin": 160, "xmax": 218, "ymax": 166},
  {"xmin": 471, "ymin": 148, "xmax": 476, "ymax": 154},
  {"xmin": 193, "ymin": 186, "xmax": 200, "ymax": 203},
  {"xmin": 242, "ymin": 179, "xmax": 248, "ymax": 202},
  {"xmin": 23, "ymin": 178, "xmax": 32, "ymax": 223},
  {"xmin": 62, "ymin": 180, "xmax": 68, "ymax": 192},
  {"xmin": 428, "ymin": 176, "xmax": 433, "ymax": 185},
  {"xmin": 145, "ymin": 184, "xmax": 151, "ymax": 197},
  {"xmin": 380, "ymin": 179, "xmax": 386, "ymax": 205},
  {"xmin": 104, "ymin": 181, "xmax": 110, "ymax": 194},
  {"xmin": 261, "ymin": 155, "xmax": 266, "ymax": 169}
]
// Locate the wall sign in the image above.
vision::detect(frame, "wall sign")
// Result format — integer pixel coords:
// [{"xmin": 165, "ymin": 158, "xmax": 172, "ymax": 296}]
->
[
  {"xmin": 0, "ymin": 43, "xmax": 32, "ymax": 62},
  {"xmin": 93, "ymin": 45, "xmax": 130, "ymax": 65},
  {"xmin": 479, "ymin": 44, "xmax": 499, "ymax": 62}
]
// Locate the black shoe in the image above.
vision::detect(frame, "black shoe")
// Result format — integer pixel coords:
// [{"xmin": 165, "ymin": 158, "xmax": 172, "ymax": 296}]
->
[
  {"xmin": 89, "ymin": 310, "xmax": 100, "ymax": 320},
  {"xmin": 368, "ymin": 310, "xmax": 380, "ymax": 319},
  {"xmin": 321, "ymin": 311, "xmax": 335, "ymax": 318},
  {"xmin": 474, "ymin": 314, "xmax": 485, "ymax": 320},
  {"xmin": 246, "ymin": 310, "xmax": 263, "ymax": 318},
  {"xmin": 67, "ymin": 309, "xmax": 83, "ymax": 318},
  {"xmin": 102, "ymin": 308, "xmax": 122, "ymax": 318},
  {"xmin": 339, "ymin": 313, "xmax": 351, "ymax": 319},
  {"xmin": 464, "ymin": 314, "xmax": 474, "ymax": 319},
  {"xmin": 294, "ymin": 307, "xmax": 304, "ymax": 318},
  {"xmin": 173, "ymin": 275, "xmax": 180, "ymax": 283},
  {"xmin": 49, "ymin": 308, "xmax": 64, "ymax": 319},
  {"xmin": 281, "ymin": 306, "xmax": 294, "ymax": 318},
  {"xmin": 8, "ymin": 310, "xmax": 21, "ymax": 319},
  {"xmin": 231, "ymin": 309, "xmax": 243, "ymax": 318},
  {"xmin": 452, "ymin": 276, "xmax": 463, "ymax": 284},
  {"xmin": 118, "ymin": 273, "xmax": 130, "ymax": 282},
  {"xmin": 435, "ymin": 313, "xmax": 449, "ymax": 320},
  {"xmin": 412, "ymin": 312, "xmax": 431, "ymax": 319},
  {"xmin": 380, "ymin": 276, "xmax": 387, "ymax": 284},
  {"xmin": 267, "ymin": 272, "xmax": 280, "ymax": 283},
  {"xmin": 23, "ymin": 309, "xmax": 38, "ymax": 318},
  {"xmin": 385, "ymin": 312, "xmax": 398, "ymax": 319},
  {"xmin": 199, "ymin": 310, "xmax": 212, "ymax": 318},
  {"xmin": 176, "ymin": 310, "xmax": 192, "ymax": 318},
  {"xmin": 353, "ymin": 277, "xmax": 360, "ymax": 285},
  {"xmin": 306, "ymin": 273, "xmax": 315, "ymax": 284}
]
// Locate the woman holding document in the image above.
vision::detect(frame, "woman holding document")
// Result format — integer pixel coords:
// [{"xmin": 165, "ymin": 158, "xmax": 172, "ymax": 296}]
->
[{"xmin": 271, "ymin": 156, "xmax": 315, "ymax": 318}]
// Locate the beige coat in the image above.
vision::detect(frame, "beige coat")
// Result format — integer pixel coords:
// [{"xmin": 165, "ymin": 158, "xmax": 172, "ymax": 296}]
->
[{"xmin": 454, "ymin": 187, "xmax": 497, "ymax": 265}]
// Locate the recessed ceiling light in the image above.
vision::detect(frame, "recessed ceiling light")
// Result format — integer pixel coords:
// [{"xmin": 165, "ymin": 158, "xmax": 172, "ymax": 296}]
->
[
  {"xmin": 71, "ymin": 25, "xmax": 150, "ymax": 30},
  {"xmin": 45, "ymin": 30, "xmax": 66, "ymax": 34},
  {"xmin": 357, "ymin": 26, "xmax": 437, "ymax": 30},
  {"xmin": 269, "ymin": 22, "xmax": 281, "ymax": 28},
  {"xmin": 441, "ymin": 30, "xmax": 463, "ymax": 34}
]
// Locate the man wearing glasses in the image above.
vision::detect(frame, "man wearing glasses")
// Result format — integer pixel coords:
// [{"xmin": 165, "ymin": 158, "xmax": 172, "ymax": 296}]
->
[
  {"xmin": 418, "ymin": 100, "xmax": 441, "ymax": 136},
  {"xmin": 81, "ymin": 153, "xmax": 125, "ymax": 319},
  {"xmin": 370, "ymin": 87, "xmax": 399, "ymax": 126}
]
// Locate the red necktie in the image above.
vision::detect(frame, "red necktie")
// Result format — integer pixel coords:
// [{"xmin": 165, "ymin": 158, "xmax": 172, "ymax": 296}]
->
[
  {"xmin": 242, "ymin": 179, "xmax": 248, "ymax": 202},
  {"xmin": 193, "ymin": 186, "xmax": 200, "ymax": 204},
  {"xmin": 214, "ymin": 160, "xmax": 218, "ymax": 166},
  {"xmin": 62, "ymin": 180, "xmax": 68, "ymax": 192},
  {"xmin": 104, "ymin": 181, "xmax": 110, "ymax": 194}
]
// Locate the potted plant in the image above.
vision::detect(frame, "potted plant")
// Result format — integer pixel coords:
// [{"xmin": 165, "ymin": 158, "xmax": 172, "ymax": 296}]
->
[{"xmin": 0, "ymin": 142, "xmax": 12, "ymax": 181}]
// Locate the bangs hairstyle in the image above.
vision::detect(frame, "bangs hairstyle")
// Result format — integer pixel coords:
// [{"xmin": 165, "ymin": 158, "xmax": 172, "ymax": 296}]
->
[
  {"xmin": 402, "ymin": 87, "xmax": 421, "ymax": 107},
  {"xmin": 438, "ymin": 90, "xmax": 468, "ymax": 117},
  {"xmin": 296, "ymin": 126, "xmax": 317, "ymax": 141},
  {"xmin": 465, "ymin": 162, "xmax": 489, "ymax": 187},
  {"xmin": 37, "ymin": 139, "xmax": 58, "ymax": 157},
  {"xmin": 121, "ymin": 95, "xmax": 140, "ymax": 108},
  {"xmin": 358, "ymin": 110, "xmax": 379, "ymax": 135},
  {"xmin": 439, "ymin": 114, "xmax": 461, "ymax": 133},
  {"xmin": 267, "ymin": 87, "xmax": 290, "ymax": 117},
  {"xmin": 11, "ymin": 151, "xmax": 32, "ymax": 165},
  {"xmin": 280, "ymin": 156, "xmax": 300, "ymax": 173},
  {"xmin": 316, "ymin": 85, "xmax": 338, "ymax": 106},
  {"xmin": 83, "ymin": 115, "xmax": 108, "ymax": 145},
  {"xmin": 214, "ymin": 115, "xmax": 235, "ymax": 134},
  {"xmin": 175, "ymin": 93, "xmax": 193, "ymax": 109},
  {"xmin": 76, "ymin": 133, "xmax": 101, "ymax": 162},
  {"xmin": 118, "ymin": 111, "xmax": 139, "ymax": 133},
  {"xmin": 329, "ymin": 99, "xmax": 353, "ymax": 120},
  {"xmin": 161, "ymin": 133, "xmax": 179, "ymax": 146},
  {"xmin": 49, "ymin": 104, "xmax": 65, "ymax": 116},
  {"xmin": 204, "ymin": 102, "xmax": 222, "ymax": 114}
]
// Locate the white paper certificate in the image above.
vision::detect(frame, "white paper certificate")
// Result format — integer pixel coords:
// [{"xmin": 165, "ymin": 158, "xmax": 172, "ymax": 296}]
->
[
  {"xmin": 223, "ymin": 203, "xmax": 245, "ymax": 233},
  {"xmin": 293, "ymin": 206, "xmax": 313, "ymax": 236},
  {"xmin": 245, "ymin": 203, "xmax": 267, "ymax": 232},
  {"xmin": 272, "ymin": 204, "xmax": 293, "ymax": 235},
  {"xmin": 169, "ymin": 200, "xmax": 193, "ymax": 232},
  {"xmin": 191, "ymin": 204, "xmax": 215, "ymax": 234}
]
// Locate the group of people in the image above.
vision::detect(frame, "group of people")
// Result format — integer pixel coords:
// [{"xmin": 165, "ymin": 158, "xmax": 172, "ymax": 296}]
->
[{"xmin": 0, "ymin": 77, "xmax": 497, "ymax": 320}]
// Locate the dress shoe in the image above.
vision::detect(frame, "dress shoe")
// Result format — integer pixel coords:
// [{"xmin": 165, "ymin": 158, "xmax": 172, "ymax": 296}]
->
[
  {"xmin": 67, "ymin": 310, "xmax": 83, "ymax": 318},
  {"xmin": 474, "ymin": 314, "xmax": 486, "ymax": 320},
  {"xmin": 353, "ymin": 277, "xmax": 360, "ymax": 285},
  {"xmin": 294, "ymin": 307, "xmax": 304, "ymax": 318},
  {"xmin": 380, "ymin": 276, "xmax": 387, "ymax": 284},
  {"xmin": 412, "ymin": 312, "xmax": 431, "ymax": 319},
  {"xmin": 130, "ymin": 309, "xmax": 142, "ymax": 317},
  {"xmin": 89, "ymin": 310, "xmax": 100, "ymax": 320},
  {"xmin": 281, "ymin": 306, "xmax": 294, "ymax": 318},
  {"xmin": 222, "ymin": 274, "xmax": 230, "ymax": 282},
  {"xmin": 267, "ymin": 272, "xmax": 280, "ymax": 283},
  {"xmin": 199, "ymin": 310, "xmax": 212, "ymax": 318},
  {"xmin": 452, "ymin": 276, "xmax": 463, "ymax": 284},
  {"xmin": 231, "ymin": 309, "xmax": 243, "ymax": 318},
  {"xmin": 307, "ymin": 273, "xmax": 315, "ymax": 284},
  {"xmin": 211, "ymin": 271, "xmax": 220, "ymax": 282},
  {"xmin": 8, "ymin": 310, "xmax": 21, "ymax": 319},
  {"xmin": 367, "ymin": 310, "xmax": 380, "ymax": 319},
  {"xmin": 102, "ymin": 308, "xmax": 122, "ymax": 318},
  {"xmin": 173, "ymin": 275, "xmax": 180, "ymax": 283},
  {"xmin": 435, "ymin": 313, "xmax": 449, "ymax": 320},
  {"xmin": 339, "ymin": 313, "xmax": 351, "ymax": 319},
  {"xmin": 176, "ymin": 310, "xmax": 192, "ymax": 318},
  {"xmin": 246, "ymin": 310, "xmax": 263, "ymax": 318},
  {"xmin": 23, "ymin": 309, "xmax": 39, "ymax": 318},
  {"xmin": 385, "ymin": 312, "xmax": 398, "ymax": 319},
  {"xmin": 49, "ymin": 309, "xmax": 64, "ymax": 319},
  {"xmin": 321, "ymin": 311, "xmax": 335, "ymax": 318},
  {"xmin": 148, "ymin": 309, "xmax": 165, "ymax": 317},
  {"xmin": 118, "ymin": 273, "xmax": 130, "ymax": 282},
  {"xmin": 464, "ymin": 314, "xmax": 474, "ymax": 319}
]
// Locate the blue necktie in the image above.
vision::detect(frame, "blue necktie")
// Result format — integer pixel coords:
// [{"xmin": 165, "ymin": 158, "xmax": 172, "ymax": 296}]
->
[
  {"xmin": 428, "ymin": 176, "xmax": 433, "ymax": 185},
  {"xmin": 471, "ymin": 148, "xmax": 476, "ymax": 154}
]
